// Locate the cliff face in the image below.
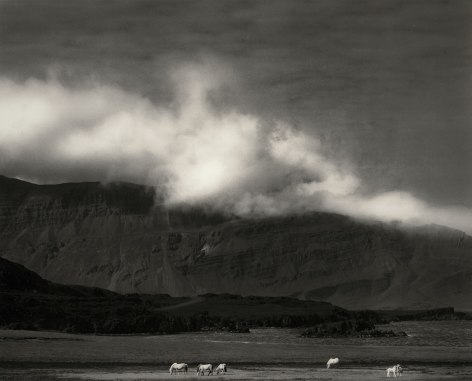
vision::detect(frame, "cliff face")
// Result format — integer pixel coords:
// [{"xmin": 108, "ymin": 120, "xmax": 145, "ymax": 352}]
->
[{"xmin": 1, "ymin": 175, "xmax": 471, "ymax": 310}]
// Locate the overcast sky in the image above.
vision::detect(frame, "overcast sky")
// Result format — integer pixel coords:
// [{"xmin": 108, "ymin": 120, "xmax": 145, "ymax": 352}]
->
[{"xmin": 0, "ymin": 0, "xmax": 471, "ymax": 231}]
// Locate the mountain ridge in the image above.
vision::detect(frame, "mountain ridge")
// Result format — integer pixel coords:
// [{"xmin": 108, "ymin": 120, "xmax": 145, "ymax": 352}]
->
[{"xmin": 0, "ymin": 175, "xmax": 470, "ymax": 310}]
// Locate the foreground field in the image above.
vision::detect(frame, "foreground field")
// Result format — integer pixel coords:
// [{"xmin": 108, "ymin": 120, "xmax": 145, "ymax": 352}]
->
[
  {"xmin": 0, "ymin": 321, "xmax": 471, "ymax": 380},
  {"xmin": 2, "ymin": 364, "xmax": 472, "ymax": 381}
]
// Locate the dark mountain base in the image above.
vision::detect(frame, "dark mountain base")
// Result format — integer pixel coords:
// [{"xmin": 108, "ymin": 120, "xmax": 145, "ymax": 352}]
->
[{"xmin": 1, "ymin": 257, "xmax": 469, "ymax": 335}]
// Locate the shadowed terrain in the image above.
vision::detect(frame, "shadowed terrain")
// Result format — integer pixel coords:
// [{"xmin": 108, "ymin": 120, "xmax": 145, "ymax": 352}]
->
[
  {"xmin": 0, "ymin": 256, "xmax": 351, "ymax": 334},
  {"xmin": 4, "ymin": 255, "xmax": 468, "ymax": 335}
]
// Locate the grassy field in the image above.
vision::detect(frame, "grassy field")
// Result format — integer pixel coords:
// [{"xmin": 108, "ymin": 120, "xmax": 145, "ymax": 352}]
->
[
  {"xmin": 0, "ymin": 321, "xmax": 471, "ymax": 380},
  {"xmin": 2, "ymin": 364, "xmax": 472, "ymax": 380}
]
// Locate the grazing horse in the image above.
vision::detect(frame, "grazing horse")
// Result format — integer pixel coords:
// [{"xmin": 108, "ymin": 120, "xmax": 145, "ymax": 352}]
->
[
  {"xmin": 197, "ymin": 364, "xmax": 213, "ymax": 376},
  {"xmin": 396, "ymin": 364, "xmax": 403, "ymax": 376},
  {"xmin": 326, "ymin": 357, "xmax": 339, "ymax": 369},
  {"xmin": 215, "ymin": 363, "xmax": 227, "ymax": 374},
  {"xmin": 169, "ymin": 363, "xmax": 188, "ymax": 374},
  {"xmin": 386, "ymin": 364, "xmax": 402, "ymax": 377}
]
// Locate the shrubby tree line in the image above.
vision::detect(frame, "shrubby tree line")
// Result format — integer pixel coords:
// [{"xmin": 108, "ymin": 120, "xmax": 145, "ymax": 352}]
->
[
  {"xmin": 0, "ymin": 292, "xmax": 328, "ymax": 334},
  {"xmin": 0, "ymin": 292, "xmax": 469, "ymax": 335},
  {"xmin": 300, "ymin": 310, "xmax": 403, "ymax": 338},
  {"xmin": 390, "ymin": 307, "xmax": 471, "ymax": 321},
  {"xmin": 1, "ymin": 293, "xmax": 189, "ymax": 334},
  {"xmin": 301, "ymin": 308, "xmax": 472, "ymax": 338}
]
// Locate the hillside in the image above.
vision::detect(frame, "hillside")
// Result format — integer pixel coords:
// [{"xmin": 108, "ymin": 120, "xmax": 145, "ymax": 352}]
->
[
  {"xmin": 0, "ymin": 256, "xmax": 349, "ymax": 333},
  {"xmin": 0, "ymin": 175, "xmax": 471, "ymax": 310}
]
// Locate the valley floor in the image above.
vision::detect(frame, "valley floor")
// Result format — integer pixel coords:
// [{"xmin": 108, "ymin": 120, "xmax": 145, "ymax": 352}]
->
[{"xmin": 0, "ymin": 321, "xmax": 471, "ymax": 380}]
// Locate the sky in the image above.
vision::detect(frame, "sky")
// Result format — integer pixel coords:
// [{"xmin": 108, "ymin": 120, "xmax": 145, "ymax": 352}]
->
[{"xmin": 0, "ymin": 0, "xmax": 471, "ymax": 232}]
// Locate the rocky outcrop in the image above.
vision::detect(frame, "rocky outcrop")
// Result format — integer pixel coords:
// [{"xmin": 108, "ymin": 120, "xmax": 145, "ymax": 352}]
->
[{"xmin": 0, "ymin": 175, "xmax": 471, "ymax": 310}]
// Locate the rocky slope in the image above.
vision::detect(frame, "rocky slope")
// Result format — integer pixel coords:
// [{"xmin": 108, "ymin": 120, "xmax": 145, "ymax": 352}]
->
[{"xmin": 0, "ymin": 175, "xmax": 471, "ymax": 310}]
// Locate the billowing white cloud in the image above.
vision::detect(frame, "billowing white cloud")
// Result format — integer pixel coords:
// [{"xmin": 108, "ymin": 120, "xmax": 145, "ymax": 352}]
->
[{"xmin": 0, "ymin": 63, "xmax": 471, "ymax": 233}]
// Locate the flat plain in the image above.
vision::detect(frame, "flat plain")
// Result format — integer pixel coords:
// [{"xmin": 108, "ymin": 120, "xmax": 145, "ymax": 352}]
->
[{"xmin": 1, "ymin": 321, "xmax": 471, "ymax": 380}]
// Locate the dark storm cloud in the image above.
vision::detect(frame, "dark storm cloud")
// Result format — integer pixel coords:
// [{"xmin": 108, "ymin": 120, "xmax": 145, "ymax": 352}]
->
[{"xmin": 0, "ymin": 0, "xmax": 471, "ymax": 230}]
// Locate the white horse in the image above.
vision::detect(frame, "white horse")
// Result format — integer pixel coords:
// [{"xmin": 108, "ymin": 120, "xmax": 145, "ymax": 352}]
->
[
  {"xmin": 215, "ymin": 363, "xmax": 227, "ymax": 374},
  {"xmin": 197, "ymin": 364, "xmax": 213, "ymax": 376},
  {"xmin": 386, "ymin": 364, "xmax": 402, "ymax": 377},
  {"xmin": 169, "ymin": 363, "xmax": 188, "ymax": 374},
  {"xmin": 326, "ymin": 357, "xmax": 339, "ymax": 369}
]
